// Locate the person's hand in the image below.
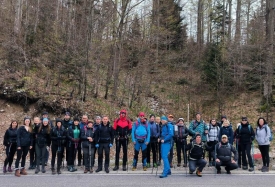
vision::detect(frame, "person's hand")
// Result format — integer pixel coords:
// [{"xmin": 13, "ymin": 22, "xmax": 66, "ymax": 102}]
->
[
  {"xmin": 109, "ymin": 144, "xmax": 113, "ymax": 147},
  {"xmin": 145, "ymin": 142, "xmax": 148, "ymax": 145},
  {"xmin": 95, "ymin": 144, "xmax": 99, "ymax": 148},
  {"xmin": 215, "ymin": 158, "xmax": 220, "ymax": 162},
  {"xmin": 231, "ymin": 160, "xmax": 236, "ymax": 164},
  {"xmin": 46, "ymin": 146, "xmax": 50, "ymax": 151},
  {"xmin": 161, "ymin": 140, "xmax": 164, "ymax": 143},
  {"xmin": 158, "ymin": 138, "xmax": 160, "ymax": 142},
  {"xmin": 30, "ymin": 146, "xmax": 32, "ymax": 149},
  {"xmin": 17, "ymin": 147, "xmax": 21, "ymax": 150},
  {"xmin": 89, "ymin": 138, "xmax": 93, "ymax": 142}
]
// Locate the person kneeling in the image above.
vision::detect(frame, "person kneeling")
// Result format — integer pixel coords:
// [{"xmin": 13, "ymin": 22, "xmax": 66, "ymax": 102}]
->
[{"xmin": 214, "ymin": 135, "xmax": 238, "ymax": 174}]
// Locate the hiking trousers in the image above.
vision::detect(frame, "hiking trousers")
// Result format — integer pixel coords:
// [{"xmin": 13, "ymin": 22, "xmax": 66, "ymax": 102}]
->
[
  {"xmin": 176, "ymin": 139, "xmax": 187, "ymax": 165},
  {"xmin": 98, "ymin": 143, "xmax": 110, "ymax": 169},
  {"xmin": 133, "ymin": 141, "xmax": 147, "ymax": 166},
  {"xmin": 4, "ymin": 143, "xmax": 17, "ymax": 167},
  {"xmin": 51, "ymin": 143, "xmax": 64, "ymax": 168},
  {"xmin": 15, "ymin": 146, "xmax": 29, "ymax": 169},
  {"xmin": 115, "ymin": 138, "xmax": 128, "ymax": 166},
  {"xmin": 215, "ymin": 160, "xmax": 238, "ymax": 171},
  {"xmin": 161, "ymin": 142, "xmax": 171, "ymax": 176},
  {"xmin": 189, "ymin": 158, "xmax": 207, "ymax": 172},
  {"xmin": 83, "ymin": 146, "xmax": 95, "ymax": 170},
  {"xmin": 259, "ymin": 145, "xmax": 270, "ymax": 167},
  {"xmin": 147, "ymin": 140, "xmax": 158, "ymax": 165},
  {"xmin": 241, "ymin": 143, "xmax": 253, "ymax": 168}
]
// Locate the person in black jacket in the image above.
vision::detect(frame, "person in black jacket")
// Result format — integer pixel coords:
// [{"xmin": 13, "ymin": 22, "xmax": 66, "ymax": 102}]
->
[
  {"xmin": 35, "ymin": 118, "xmax": 51, "ymax": 174},
  {"xmin": 3, "ymin": 120, "xmax": 18, "ymax": 173},
  {"xmin": 95, "ymin": 116, "xmax": 114, "ymax": 173},
  {"xmin": 175, "ymin": 118, "xmax": 189, "ymax": 167},
  {"xmin": 81, "ymin": 121, "xmax": 96, "ymax": 173},
  {"xmin": 15, "ymin": 117, "xmax": 33, "ymax": 177},
  {"xmin": 28, "ymin": 117, "xmax": 40, "ymax": 170},
  {"xmin": 214, "ymin": 135, "xmax": 238, "ymax": 174},
  {"xmin": 236, "ymin": 116, "xmax": 255, "ymax": 172},
  {"xmin": 67, "ymin": 117, "xmax": 81, "ymax": 172},
  {"xmin": 50, "ymin": 119, "xmax": 66, "ymax": 174}
]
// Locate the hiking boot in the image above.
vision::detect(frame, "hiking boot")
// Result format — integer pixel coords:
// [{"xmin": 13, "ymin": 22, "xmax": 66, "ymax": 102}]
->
[
  {"xmin": 226, "ymin": 170, "xmax": 231, "ymax": 174},
  {"xmin": 196, "ymin": 170, "xmax": 202, "ymax": 177},
  {"xmin": 90, "ymin": 168, "xmax": 93, "ymax": 173},
  {"xmin": 157, "ymin": 161, "xmax": 161, "ymax": 166},
  {"xmin": 242, "ymin": 166, "xmax": 248, "ymax": 170},
  {"xmin": 96, "ymin": 168, "xmax": 102, "ymax": 173},
  {"xmin": 84, "ymin": 168, "xmax": 88, "ymax": 173},
  {"xmin": 248, "ymin": 167, "xmax": 254, "ymax": 172},
  {"xmin": 264, "ymin": 167, "xmax": 269, "ymax": 172},
  {"xmin": 132, "ymin": 166, "xmax": 137, "ymax": 171},
  {"xmin": 189, "ymin": 170, "xmax": 194, "ymax": 174},
  {"xmin": 217, "ymin": 170, "xmax": 221, "ymax": 174},
  {"xmin": 69, "ymin": 166, "xmax": 77, "ymax": 172},
  {"xmin": 169, "ymin": 162, "xmax": 173, "ymax": 168},
  {"xmin": 15, "ymin": 169, "xmax": 21, "ymax": 177},
  {"xmin": 122, "ymin": 165, "xmax": 127, "ymax": 171},
  {"xmin": 183, "ymin": 163, "xmax": 187, "ymax": 167},
  {"xmin": 20, "ymin": 168, "xmax": 27, "ymax": 175},
  {"xmin": 41, "ymin": 166, "xmax": 46, "ymax": 173},
  {"xmin": 167, "ymin": 170, "xmax": 172, "ymax": 175},
  {"xmin": 143, "ymin": 166, "xmax": 147, "ymax": 171},
  {"xmin": 57, "ymin": 167, "xmax": 61, "ymax": 175},
  {"xmin": 105, "ymin": 168, "xmax": 109, "ymax": 173},
  {"xmin": 113, "ymin": 166, "xmax": 119, "ymax": 171},
  {"xmin": 153, "ymin": 163, "xmax": 158, "ymax": 168},
  {"xmin": 208, "ymin": 162, "xmax": 213, "ymax": 167},
  {"xmin": 8, "ymin": 166, "xmax": 13, "ymax": 172},
  {"xmin": 3, "ymin": 166, "xmax": 7, "ymax": 173},
  {"xmin": 35, "ymin": 166, "xmax": 40, "ymax": 174},
  {"xmin": 159, "ymin": 174, "xmax": 167, "ymax": 178},
  {"xmin": 51, "ymin": 168, "xmax": 56, "ymax": 175},
  {"xmin": 146, "ymin": 163, "xmax": 151, "ymax": 168},
  {"xmin": 177, "ymin": 163, "xmax": 181, "ymax": 167}
]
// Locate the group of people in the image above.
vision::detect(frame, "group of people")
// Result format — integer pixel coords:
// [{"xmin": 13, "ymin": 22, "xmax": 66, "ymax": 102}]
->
[{"xmin": 2, "ymin": 110, "xmax": 272, "ymax": 178}]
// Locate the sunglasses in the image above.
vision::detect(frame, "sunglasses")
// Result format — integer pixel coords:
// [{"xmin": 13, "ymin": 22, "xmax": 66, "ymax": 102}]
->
[
  {"xmin": 222, "ymin": 137, "xmax": 227, "ymax": 139},
  {"xmin": 120, "ymin": 112, "xmax": 126, "ymax": 114}
]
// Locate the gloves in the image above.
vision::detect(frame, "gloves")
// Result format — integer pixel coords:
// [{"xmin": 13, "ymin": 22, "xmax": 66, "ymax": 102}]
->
[
  {"xmin": 109, "ymin": 144, "xmax": 113, "ymax": 147},
  {"xmin": 95, "ymin": 144, "xmax": 99, "ymax": 148}
]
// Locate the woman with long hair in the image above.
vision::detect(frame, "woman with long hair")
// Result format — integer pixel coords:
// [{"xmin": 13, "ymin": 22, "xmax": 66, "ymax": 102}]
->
[
  {"xmin": 3, "ymin": 120, "xmax": 18, "ymax": 173},
  {"xmin": 15, "ymin": 117, "xmax": 33, "ymax": 177}
]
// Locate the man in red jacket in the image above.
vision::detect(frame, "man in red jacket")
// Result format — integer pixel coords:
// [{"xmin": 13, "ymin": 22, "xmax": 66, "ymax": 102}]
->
[{"xmin": 113, "ymin": 110, "xmax": 132, "ymax": 171}]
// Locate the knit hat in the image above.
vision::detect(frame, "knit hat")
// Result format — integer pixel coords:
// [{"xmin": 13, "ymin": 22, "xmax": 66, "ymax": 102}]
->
[
  {"xmin": 120, "ymin": 110, "xmax": 127, "ymax": 114},
  {"xmin": 139, "ymin": 112, "xmax": 145, "ymax": 117},
  {"xmin": 149, "ymin": 114, "xmax": 155, "ymax": 118},
  {"xmin": 221, "ymin": 115, "xmax": 227, "ymax": 119},
  {"xmin": 222, "ymin": 135, "xmax": 228, "ymax": 139},
  {"xmin": 42, "ymin": 111, "xmax": 48, "ymax": 115},
  {"xmin": 65, "ymin": 112, "xmax": 71, "ymax": 116},
  {"xmin": 177, "ymin": 118, "xmax": 184, "ymax": 122},
  {"xmin": 161, "ymin": 116, "xmax": 168, "ymax": 121},
  {"xmin": 73, "ymin": 117, "xmax": 80, "ymax": 122},
  {"xmin": 43, "ymin": 118, "xmax": 49, "ymax": 122},
  {"xmin": 55, "ymin": 118, "xmax": 63, "ymax": 125}
]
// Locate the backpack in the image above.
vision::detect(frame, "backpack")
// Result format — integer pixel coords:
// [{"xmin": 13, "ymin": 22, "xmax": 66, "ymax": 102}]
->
[
  {"xmin": 189, "ymin": 120, "xmax": 206, "ymax": 137},
  {"xmin": 256, "ymin": 125, "xmax": 273, "ymax": 141},
  {"xmin": 238, "ymin": 124, "xmax": 252, "ymax": 134},
  {"xmin": 217, "ymin": 142, "xmax": 231, "ymax": 150}
]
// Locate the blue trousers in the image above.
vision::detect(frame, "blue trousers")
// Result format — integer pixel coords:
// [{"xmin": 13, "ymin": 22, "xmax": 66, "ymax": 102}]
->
[
  {"xmin": 161, "ymin": 143, "xmax": 171, "ymax": 175},
  {"xmin": 189, "ymin": 158, "xmax": 207, "ymax": 172},
  {"xmin": 133, "ymin": 141, "xmax": 147, "ymax": 166}
]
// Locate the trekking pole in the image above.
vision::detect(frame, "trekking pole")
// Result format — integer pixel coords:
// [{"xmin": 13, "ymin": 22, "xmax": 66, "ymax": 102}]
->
[
  {"xmin": 126, "ymin": 136, "xmax": 129, "ymax": 172},
  {"xmin": 156, "ymin": 141, "xmax": 159, "ymax": 176},
  {"xmin": 117, "ymin": 135, "xmax": 120, "ymax": 174},
  {"xmin": 214, "ymin": 143, "xmax": 217, "ymax": 178},
  {"xmin": 151, "ymin": 141, "xmax": 156, "ymax": 174},
  {"xmin": 236, "ymin": 139, "xmax": 238, "ymax": 170},
  {"xmin": 184, "ymin": 141, "xmax": 187, "ymax": 177},
  {"xmin": 89, "ymin": 143, "xmax": 92, "ymax": 172},
  {"xmin": 252, "ymin": 142, "xmax": 255, "ymax": 174}
]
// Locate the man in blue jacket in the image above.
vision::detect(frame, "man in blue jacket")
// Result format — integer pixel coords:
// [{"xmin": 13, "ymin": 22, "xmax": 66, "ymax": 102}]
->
[
  {"xmin": 159, "ymin": 116, "xmax": 174, "ymax": 178},
  {"xmin": 132, "ymin": 112, "xmax": 150, "ymax": 171}
]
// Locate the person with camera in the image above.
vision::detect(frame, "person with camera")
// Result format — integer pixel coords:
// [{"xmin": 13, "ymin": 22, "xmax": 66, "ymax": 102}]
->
[{"xmin": 50, "ymin": 119, "xmax": 66, "ymax": 174}]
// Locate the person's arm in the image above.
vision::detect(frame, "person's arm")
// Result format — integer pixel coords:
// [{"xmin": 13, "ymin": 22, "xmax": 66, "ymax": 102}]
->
[
  {"xmin": 80, "ymin": 129, "xmax": 87, "ymax": 141},
  {"xmin": 110, "ymin": 127, "xmax": 114, "ymax": 144},
  {"xmin": 163, "ymin": 124, "xmax": 173, "ymax": 142},
  {"xmin": 3, "ymin": 130, "xmax": 9, "ymax": 146},
  {"xmin": 145, "ymin": 123, "xmax": 151, "ymax": 144},
  {"xmin": 50, "ymin": 128, "xmax": 58, "ymax": 140},
  {"xmin": 131, "ymin": 122, "xmax": 136, "ymax": 143},
  {"xmin": 188, "ymin": 122, "xmax": 195, "ymax": 136},
  {"xmin": 17, "ymin": 127, "xmax": 22, "ymax": 148},
  {"xmin": 250, "ymin": 125, "xmax": 255, "ymax": 141}
]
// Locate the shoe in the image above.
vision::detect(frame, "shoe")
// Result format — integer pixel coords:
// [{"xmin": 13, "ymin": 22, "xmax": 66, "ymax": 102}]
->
[
  {"xmin": 90, "ymin": 168, "xmax": 93, "ymax": 173},
  {"xmin": 41, "ymin": 166, "xmax": 46, "ymax": 173},
  {"xmin": 183, "ymin": 164, "xmax": 187, "ymax": 167},
  {"xmin": 167, "ymin": 170, "xmax": 171, "ymax": 175},
  {"xmin": 157, "ymin": 161, "xmax": 161, "ymax": 166},
  {"xmin": 132, "ymin": 166, "xmax": 137, "ymax": 171},
  {"xmin": 84, "ymin": 168, "xmax": 88, "ymax": 173},
  {"xmin": 122, "ymin": 165, "xmax": 126, "ymax": 171},
  {"xmin": 208, "ymin": 162, "xmax": 212, "ymax": 167},
  {"xmin": 3, "ymin": 166, "xmax": 7, "ymax": 173},
  {"xmin": 238, "ymin": 165, "xmax": 241, "ymax": 169},
  {"xmin": 113, "ymin": 166, "xmax": 119, "ymax": 171},
  {"xmin": 96, "ymin": 168, "xmax": 102, "ymax": 173},
  {"xmin": 15, "ymin": 169, "xmax": 21, "ymax": 177},
  {"xmin": 20, "ymin": 168, "xmax": 27, "ymax": 175},
  {"xmin": 146, "ymin": 163, "xmax": 151, "ymax": 168},
  {"xmin": 248, "ymin": 167, "xmax": 254, "ymax": 172},
  {"xmin": 189, "ymin": 170, "xmax": 193, "ymax": 174},
  {"xmin": 57, "ymin": 167, "xmax": 61, "ymax": 174},
  {"xmin": 78, "ymin": 162, "xmax": 81, "ymax": 166},
  {"xmin": 196, "ymin": 170, "xmax": 202, "ymax": 177},
  {"xmin": 217, "ymin": 170, "xmax": 221, "ymax": 174},
  {"xmin": 105, "ymin": 168, "xmax": 109, "ymax": 173},
  {"xmin": 226, "ymin": 170, "xmax": 231, "ymax": 174},
  {"xmin": 8, "ymin": 166, "xmax": 13, "ymax": 172},
  {"xmin": 51, "ymin": 168, "xmax": 56, "ymax": 175},
  {"xmin": 169, "ymin": 163, "xmax": 173, "ymax": 168},
  {"xmin": 143, "ymin": 166, "xmax": 147, "ymax": 171},
  {"xmin": 177, "ymin": 163, "xmax": 181, "ymax": 167},
  {"xmin": 69, "ymin": 166, "xmax": 77, "ymax": 172},
  {"xmin": 242, "ymin": 166, "xmax": 248, "ymax": 170},
  {"xmin": 264, "ymin": 166, "xmax": 269, "ymax": 172},
  {"xmin": 159, "ymin": 174, "xmax": 167, "ymax": 178},
  {"xmin": 44, "ymin": 163, "xmax": 47, "ymax": 166},
  {"xmin": 35, "ymin": 166, "xmax": 40, "ymax": 174}
]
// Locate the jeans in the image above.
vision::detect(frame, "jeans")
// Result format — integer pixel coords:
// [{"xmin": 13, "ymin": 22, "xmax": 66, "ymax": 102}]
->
[
  {"xmin": 189, "ymin": 158, "xmax": 207, "ymax": 172},
  {"xmin": 4, "ymin": 144, "xmax": 17, "ymax": 167}
]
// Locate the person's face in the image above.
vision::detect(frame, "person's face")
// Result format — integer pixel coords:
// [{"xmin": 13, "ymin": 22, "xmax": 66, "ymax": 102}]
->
[
  {"xmin": 178, "ymin": 120, "xmax": 184, "ymax": 125},
  {"xmin": 96, "ymin": 118, "xmax": 101, "ymax": 124},
  {"xmin": 222, "ymin": 137, "xmax": 228, "ymax": 143},
  {"xmin": 57, "ymin": 122, "xmax": 62, "ymax": 127},
  {"xmin": 223, "ymin": 122, "xmax": 229, "ymax": 127},
  {"xmin": 64, "ymin": 115, "xmax": 70, "ymax": 120},
  {"xmin": 150, "ymin": 116, "xmax": 155, "ymax": 122},
  {"xmin": 211, "ymin": 120, "xmax": 216, "ymax": 125},
  {"xmin": 88, "ymin": 122, "xmax": 93, "ymax": 128},
  {"xmin": 155, "ymin": 118, "xmax": 161, "ymax": 124},
  {"xmin": 11, "ymin": 121, "xmax": 17, "ymax": 129},
  {"xmin": 161, "ymin": 120, "xmax": 167, "ymax": 124},
  {"xmin": 74, "ymin": 121, "xmax": 79, "ymax": 125},
  {"xmin": 102, "ymin": 117, "xmax": 109, "ymax": 124},
  {"xmin": 196, "ymin": 114, "xmax": 201, "ymax": 121},
  {"xmin": 259, "ymin": 119, "xmax": 264, "ymax": 126},
  {"xmin": 82, "ymin": 116, "xmax": 88, "ymax": 123},
  {"xmin": 222, "ymin": 118, "xmax": 226, "ymax": 122},
  {"xmin": 25, "ymin": 119, "xmax": 30, "ymax": 126},
  {"xmin": 43, "ymin": 114, "xmax": 48, "ymax": 119},
  {"xmin": 168, "ymin": 117, "xmax": 173, "ymax": 122},
  {"xmin": 43, "ymin": 120, "xmax": 48, "ymax": 126},
  {"xmin": 34, "ymin": 117, "xmax": 40, "ymax": 124},
  {"xmin": 120, "ymin": 112, "xmax": 126, "ymax": 117},
  {"xmin": 242, "ymin": 119, "xmax": 247, "ymax": 124},
  {"xmin": 195, "ymin": 136, "xmax": 201, "ymax": 143}
]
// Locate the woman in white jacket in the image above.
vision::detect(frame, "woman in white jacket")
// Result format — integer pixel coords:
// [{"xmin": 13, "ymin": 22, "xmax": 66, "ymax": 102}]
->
[{"xmin": 255, "ymin": 117, "xmax": 271, "ymax": 172}]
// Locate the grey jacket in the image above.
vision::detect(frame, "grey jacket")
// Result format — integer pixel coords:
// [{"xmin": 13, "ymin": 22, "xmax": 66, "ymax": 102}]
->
[{"xmin": 255, "ymin": 125, "xmax": 270, "ymax": 145}]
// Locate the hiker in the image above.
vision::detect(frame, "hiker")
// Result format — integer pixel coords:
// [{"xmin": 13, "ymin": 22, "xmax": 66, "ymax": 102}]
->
[
  {"xmin": 255, "ymin": 117, "xmax": 271, "ymax": 172},
  {"xmin": 81, "ymin": 121, "xmax": 96, "ymax": 173},
  {"xmin": 40, "ymin": 112, "xmax": 52, "ymax": 166},
  {"xmin": 214, "ymin": 135, "xmax": 238, "ymax": 174},
  {"xmin": 156, "ymin": 116, "xmax": 162, "ymax": 166},
  {"xmin": 113, "ymin": 110, "xmax": 132, "ymax": 171},
  {"xmin": 167, "ymin": 114, "xmax": 175, "ymax": 167},
  {"xmin": 50, "ymin": 119, "xmax": 66, "ymax": 174},
  {"xmin": 146, "ymin": 114, "xmax": 160, "ymax": 168},
  {"xmin": 67, "ymin": 117, "xmax": 81, "ymax": 172},
  {"xmin": 93, "ymin": 116, "xmax": 102, "ymax": 167},
  {"xmin": 217, "ymin": 115, "xmax": 229, "ymax": 128},
  {"xmin": 14, "ymin": 117, "xmax": 33, "ymax": 177},
  {"xmin": 28, "ymin": 117, "xmax": 40, "ymax": 170},
  {"xmin": 219, "ymin": 119, "xmax": 234, "ymax": 145},
  {"xmin": 80, "ymin": 115, "xmax": 89, "ymax": 130},
  {"xmin": 186, "ymin": 134, "xmax": 210, "ymax": 177},
  {"xmin": 207, "ymin": 119, "xmax": 220, "ymax": 166},
  {"xmin": 95, "ymin": 116, "xmax": 114, "ymax": 173},
  {"xmin": 62, "ymin": 112, "xmax": 72, "ymax": 167},
  {"xmin": 234, "ymin": 123, "xmax": 242, "ymax": 168},
  {"xmin": 35, "ymin": 118, "xmax": 51, "ymax": 174},
  {"xmin": 132, "ymin": 112, "xmax": 150, "ymax": 171},
  {"xmin": 159, "ymin": 116, "xmax": 174, "ymax": 178},
  {"xmin": 236, "ymin": 116, "xmax": 255, "ymax": 172},
  {"xmin": 175, "ymin": 118, "xmax": 188, "ymax": 167},
  {"xmin": 3, "ymin": 120, "xmax": 18, "ymax": 173},
  {"xmin": 189, "ymin": 112, "xmax": 208, "ymax": 143}
]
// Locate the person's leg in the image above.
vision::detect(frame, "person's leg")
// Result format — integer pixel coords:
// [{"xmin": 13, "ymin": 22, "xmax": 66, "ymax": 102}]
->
[
  {"xmin": 57, "ymin": 147, "xmax": 64, "ymax": 170},
  {"xmin": 97, "ymin": 144, "xmax": 104, "ymax": 170},
  {"xmin": 245, "ymin": 143, "xmax": 253, "ymax": 169},
  {"xmin": 35, "ymin": 144, "xmax": 42, "ymax": 170},
  {"xmin": 104, "ymin": 143, "xmax": 110, "ymax": 172},
  {"xmin": 197, "ymin": 158, "xmax": 207, "ymax": 172},
  {"xmin": 77, "ymin": 144, "xmax": 82, "ymax": 166},
  {"xmin": 83, "ymin": 147, "xmax": 89, "ymax": 170},
  {"xmin": 132, "ymin": 142, "xmax": 140, "ymax": 168},
  {"xmin": 160, "ymin": 143, "xmax": 171, "ymax": 177},
  {"xmin": 188, "ymin": 160, "xmax": 196, "ymax": 173},
  {"xmin": 141, "ymin": 142, "xmax": 148, "ymax": 168},
  {"xmin": 8, "ymin": 145, "xmax": 17, "ymax": 169},
  {"xmin": 15, "ymin": 148, "xmax": 23, "ymax": 170},
  {"xmin": 51, "ymin": 144, "xmax": 57, "ymax": 168},
  {"xmin": 215, "ymin": 161, "xmax": 222, "ymax": 172},
  {"xmin": 241, "ymin": 144, "xmax": 248, "ymax": 168},
  {"xmin": 41, "ymin": 146, "xmax": 47, "ymax": 172},
  {"xmin": 258, "ymin": 145, "xmax": 266, "ymax": 167},
  {"xmin": 264, "ymin": 145, "xmax": 270, "ymax": 168},
  {"xmin": 122, "ymin": 139, "xmax": 127, "ymax": 167},
  {"xmin": 176, "ymin": 141, "xmax": 181, "ymax": 165},
  {"xmin": 238, "ymin": 142, "xmax": 242, "ymax": 167},
  {"xmin": 169, "ymin": 140, "xmax": 174, "ymax": 166},
  {"xmin": 114, "ymin": 139, "xmax": 120, "ymax": 167},
  {"xmin": 20, "ymin": 146, "xmax": 29, "ymax": 175},
  {"xmin": 146, "ymin": 141, "xmax": 151, "ymax": 166},
  {"xmin": 152, "ymin": 141, "xmax": 157, "ymax": 165}
]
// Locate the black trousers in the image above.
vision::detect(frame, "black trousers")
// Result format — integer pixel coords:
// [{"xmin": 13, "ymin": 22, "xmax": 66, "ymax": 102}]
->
[
  {"xmin": 67, "ymin": 143, "xmax": 81, "ymax": 166},
  {"xmin": 98, "ymin": 143, "xmax": 110, "ymax": 169},
  {"xmin": 83, "ymin": 146, "xmax": 95, "ymax": 169},
  {"xmin": 4, "ymin": 144, "xmax": 17, "ymax": 167},
  {"xmin": 259, "ymin": 145, "xmax": 270, "ymax": 167},
  {"xmin": 176, "ymin": 139, "xmax": 187, "ymax": 165},
  {"xmin": 35, "ymin": 143, "xmax": 47, "ymax": 167},
  {"xmin": 115, "ymin": 138, "xmax": 128, "ymax": 166},
  {"xmin": 29, "ymin": 144, "xmax": 36, "ymax": 166},
  {"xmin": 241, "ymin": 143, "xmax": 253, "ymax": 168},
  {"xmin": 207, "ymin": 141, "xmax": 217, "ymax": 162},
  {"xmin": 147, "ymin": 140, "xmax": 158, "ymax": 165},
  {"xmin": 236, "ymin": 141, "xmax": 242, "ymax": 166},
  {"xmin": 158, "ymin": 142, "xmax": 162, "ymax": 162},
  {"xmin": 15, "ymin": 146, "xmax": 29, "ymax": 169},
  {"xmin": 51, "ymin": 144, "xmax": 64, "ymax": 168},
  {"xmin": 169, "ymin": 140, "xmax": 174, "ymax": 164},
  {"xmin": 215, "ymin": 160, "xmax": 238, "ymax": 171}
]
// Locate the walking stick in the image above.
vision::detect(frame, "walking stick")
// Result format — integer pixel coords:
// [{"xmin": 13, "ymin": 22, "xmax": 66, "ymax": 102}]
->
[
  {"xmin": 156, "ymin": 141, "xmax": 159, "ymax": 176},
  {"xmin": 252, "ymin": 142, "xmax": 255, "ymax": 174},
  {"xmin": 214, "ymin": 143, "xmax": 217, "ymax": 177},
  {"xmin": 117, "ymin": 136, "xmax": 120, "ymax": 174},
  {"xmin": 184, "ymin": 141, "xmax": 187, "ymax": 177},
  {"xmin": 89, "ymin": 143, "xmax": 92, "ymax": 171},
  {"xmin": 125, "ymin": 131, "xmax": 129, "ymax": 172}
]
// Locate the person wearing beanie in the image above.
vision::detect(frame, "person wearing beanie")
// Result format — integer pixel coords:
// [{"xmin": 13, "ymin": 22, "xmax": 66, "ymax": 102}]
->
[
  {"xmin": 186, "ymin": 134, "xmax": 210, "ymax": 177},
  {"xmin": 146, "ymin": 114, "xmax": 160, "ymax": 168},
  {"xmin": 113, "ymin": 110, "xmax": 132, "ymax": 171},
  {"xmin": 66, "ymin": 117, "xmax": 81, "ymax": 172},
  {"xmin": 81, "ymin": 121, "xmax": 96, "ymax": 173},
  {"xmin": 175, "ymin": 118, "xmax": 189, "ymax": 167},
  {"xmin": 35, "ymin": 118, "xmax": 51, "ymax": 174},
  {"xmin": 50, "ymin": 119, "xmax": 66, "ymax": 174},
  {"xmin": 159, "ymin": 115, "xmax": 173, "ymax": 178},
  {"xmin": 219, "ymin": 120, "xmax": 234, "ymax": 144},
  {"xmin": 3, "ymin": 120, "xmax": 18, "ymax": 173},
  {"xmin": 214, "ymin": 135, "xmax": 238, "ymax": 174},
  {"xmin": 63, "ymin": 112, "xmax": 73, "ymax": 129},
  {"xmin": 132, "ymin": 112, "xmax": 150, "ymax": 171},
  {"xmin": 14, "ymin": 117, "xmax": 33, "ymax": 177},
  {"xmin": 207, "ymin": 119, "xmax": 220, "ymax": 167},
  {"xmin": 235, "ymin": 116, "xmax": 255, "ymax": 171}
]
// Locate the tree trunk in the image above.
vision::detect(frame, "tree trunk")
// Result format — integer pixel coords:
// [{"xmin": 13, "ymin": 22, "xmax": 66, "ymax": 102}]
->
[
  {"xmin": 235, "ymin": 0, "xmax": 241, "ymax": 42},
  {"xmin": 197, "ymin": 0, "xmax": 204, "ymax": 47},
  {"xmin": 14, "ymin": 0, "xmax": 23, "ymax": 34},
  {"xmin": 227, "ymin": 0, "xmax": 232, "ymax": 42}
]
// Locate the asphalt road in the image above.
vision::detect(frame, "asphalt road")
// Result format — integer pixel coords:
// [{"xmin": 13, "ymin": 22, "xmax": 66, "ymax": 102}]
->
[{"xmin": 1, "ymin": 173, "xmax": 275, "ymax": 187}]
